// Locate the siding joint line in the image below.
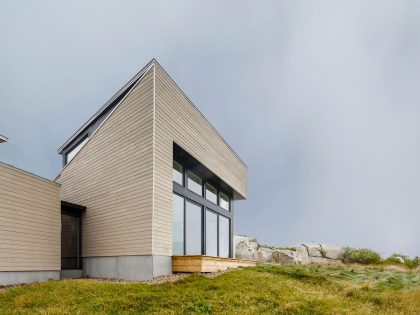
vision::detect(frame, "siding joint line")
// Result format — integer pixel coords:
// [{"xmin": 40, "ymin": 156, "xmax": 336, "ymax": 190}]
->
[{"xmin": 151, "ymin": 63, "xmax": 156, "ymax": 258}]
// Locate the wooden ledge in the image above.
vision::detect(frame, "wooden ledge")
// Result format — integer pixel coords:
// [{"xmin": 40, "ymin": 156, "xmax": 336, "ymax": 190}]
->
[{"xmin": 172, "ymin": 255, "xmax": 258, "ymax": 273}]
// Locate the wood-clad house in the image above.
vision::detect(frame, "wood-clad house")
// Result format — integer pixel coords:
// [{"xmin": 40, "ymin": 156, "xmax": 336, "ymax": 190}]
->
[{"xmin": 0, "ymin": 59, "xmax": 247, "ymax": 283}]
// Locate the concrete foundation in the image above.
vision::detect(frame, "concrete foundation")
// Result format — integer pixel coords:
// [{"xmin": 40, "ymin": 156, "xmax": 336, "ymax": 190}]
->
[
  {"xmin": 83, "ymin": 255, "xmax": 172, "ymax": 281},
  {"xmin": 0, "ymin": 271, "xmax": 60, "ymax": 286},
  {"xmin": 60, "ymin": 269, "xmax": 83, "ymax": 279}
]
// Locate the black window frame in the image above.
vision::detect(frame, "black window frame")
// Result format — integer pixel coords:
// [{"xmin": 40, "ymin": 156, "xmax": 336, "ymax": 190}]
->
[
  {"xmin": 184, "ymin": 198, "xmax": 204, "ymax": 255},
  {"xmin": 219, "ymin": 191, "xmax": 231, "ymax": 211},
  {"xmin": 186, "ymin": 170, "xmax": 204, "ymax": 197},
  {"xmin": 173, "ymin": 191, "xmax": 232, "ymax": 258},
  {"xmin": 172, "ymin": 160, "xmax": 184, "ymax": 186},
  {"xmin": 172, "ymin": 144, "xmax": 235, "ymax": 258}
]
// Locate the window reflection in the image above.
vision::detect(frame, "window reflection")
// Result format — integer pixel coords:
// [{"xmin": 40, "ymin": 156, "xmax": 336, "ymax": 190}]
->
[
  {"xmin": 219, "ymin": 216, "xmax": 230, "ymax": 258},
  {"xmin": 185, "ymin": 200, "xmax": 202, "ymax": 254},
  {"xmin": 173, "ymin": 161, "xmax": 184, "ymax": 185},
  {"xmin": 220, "ymin": 192, "xmax": 230, "ymax": 211},
  {"xmin": 206, "ymin": 210, "xmax": 218, "ymax": 256},
  {"xmin": 172, "ymin": 194, "xmax": 184, "ymax": 255},
  {"xmin": 205, "ymin": 183, "xmax": 217, "ymax": 204},
  {"xmin": 187, "ymin": 171, "xmax": 202, "ymax": 196}
]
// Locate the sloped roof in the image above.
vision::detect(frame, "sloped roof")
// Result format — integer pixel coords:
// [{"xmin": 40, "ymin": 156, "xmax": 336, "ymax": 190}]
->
[
  {"xmin": 57, "ymin": 59, "xmax": 155, "ymax": 154},
  {"xmin": 57, "ymin": 58, "xmax": 246, "ymax": 168}
]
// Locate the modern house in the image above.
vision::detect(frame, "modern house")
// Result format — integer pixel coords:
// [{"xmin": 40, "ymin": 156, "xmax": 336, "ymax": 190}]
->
[{"xmin": 0, "ymin": 59, "xmax": 248, "ymax": 285}]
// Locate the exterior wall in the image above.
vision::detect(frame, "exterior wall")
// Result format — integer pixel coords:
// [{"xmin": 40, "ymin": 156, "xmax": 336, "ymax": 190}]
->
[
  {"xmin": 153, "ymin": 64, "xmax": 248, "ymax": 256},
  {"xmin": 0, "ymin": 163, "xmax": 61, "ymax": 273},
  {"xmin": 82, "ymin": 255, "xmax": 171, "ymax": 281},
  {"xmin": 56, "ymin": 61, "xmax": 247, "ymax": 278},
  {"xmin": 57, "ymin": 68, "xmax": 155, "ymax": 258}
]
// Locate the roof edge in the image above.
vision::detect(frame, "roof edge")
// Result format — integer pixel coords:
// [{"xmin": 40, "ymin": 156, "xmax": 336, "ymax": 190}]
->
[
  {"xmin": 57, "ymin": 58, "xmax": 247, "ymax": 169},
  {"xmin": 57, "ymin": 58, "xmax": 157, "ymax": 153},
  {"xmin": 153, "ymin": 60, "xmax": 247, "ymax": 169},
  {"xmin": 56, "ymin": 62, "xmax": 155, "ymax": 176},
  {"xmin": 0, "ymin": 161, "xmax": 61, "ymax": 186}
]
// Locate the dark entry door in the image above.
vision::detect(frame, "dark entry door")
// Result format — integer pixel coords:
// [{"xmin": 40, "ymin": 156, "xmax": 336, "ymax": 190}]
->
[{"xmin": 61, "ymin": 211, "xmax": 81, "ymax": 269}]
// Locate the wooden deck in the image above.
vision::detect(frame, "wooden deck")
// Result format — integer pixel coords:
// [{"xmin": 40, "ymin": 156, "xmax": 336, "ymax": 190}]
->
[{"xmin": 172, "ymin": 255, "xmax": 258, "ymax": 273}]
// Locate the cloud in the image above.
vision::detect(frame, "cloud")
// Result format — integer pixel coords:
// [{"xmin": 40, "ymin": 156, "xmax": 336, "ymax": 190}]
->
[{"xmin": 0, "ymin": 0, "xmax": 419, "ymax": 257}]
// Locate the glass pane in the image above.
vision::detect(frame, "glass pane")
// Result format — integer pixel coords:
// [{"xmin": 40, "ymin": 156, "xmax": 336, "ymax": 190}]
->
[
  {"xmin": 205, "ymin": 210, "xmax": 218, "ymax": 256},
  {"xmin": 66, "ymin": 137, "xmax": 89, "ymax": 163},
  {"xmin": 185, "ymin": 201, "xmax": 202, "ymax": 254},
  {"xmin": 219, "ymin": 216, "xmax": 230, "ymax": 258},
  {"xmin": 173, "ymin": 161, "xmax": 184, "ymax": 185},
  {"xmin": 220, "ymin": 192, "xmax": 230, "ymax": 211},
  {"xmin": 205, "ymin": 183, "xmax": 217, "ymax": 204},
  {"xmin": 187, "ymin": 171, "xmax": 203, "ymax": 196},
  {"xmin": 172, "ymin": 194, "xmax": 184, "ymax": 255},
  {"xmin": 61, "ymin": 214, "xmax": 80, "ymax": 269}
]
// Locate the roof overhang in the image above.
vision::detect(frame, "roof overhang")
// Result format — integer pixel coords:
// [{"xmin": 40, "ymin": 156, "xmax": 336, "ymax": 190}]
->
[{"xmin": 57, "ymin": 59, "xmax": 156, "ymax": 154}]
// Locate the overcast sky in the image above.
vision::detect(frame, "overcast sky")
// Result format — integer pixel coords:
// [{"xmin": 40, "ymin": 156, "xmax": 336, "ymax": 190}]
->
[{"xmin": 1, "ymin": 1, "xmax": 419, "ymax": 257}]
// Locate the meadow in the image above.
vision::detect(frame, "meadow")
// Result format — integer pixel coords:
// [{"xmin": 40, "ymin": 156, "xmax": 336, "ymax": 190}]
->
[{"xmin": 1, "ymin": 264, "xmax": 419, "ymax": 314}]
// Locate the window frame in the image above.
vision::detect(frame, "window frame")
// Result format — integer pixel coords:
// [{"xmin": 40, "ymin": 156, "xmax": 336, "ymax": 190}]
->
[
  {"xmin": 172, "ymin": 158, "xmax": 234, "ymax": 258},
  {"xmin": 172, "ymin": 193, "xmax": 185, "ymax": 256},
  {"xmin": 205, "ymin": 209, "xmax": 219, "ymax": 257},
  {"xmin": 219, "ymin": 191, "xmax": 231, "ymax": 211},
  {"xmin": 173, "ymin": 160, "xmax": 184, "ymax": 186},
  {"xmin": 186, "ymin": 170, "xmax": 203, "ymax": 196},
  {"xmin": 205, "ymin": 182, "xmax": 218, "ymax": 204},
  {"xmin": 184, "ymin": 198, "xmax": 204, "ymax": 255},
  {"xmin": 173, "ymin": 185, "xmax": 233, "ymax": 258}
]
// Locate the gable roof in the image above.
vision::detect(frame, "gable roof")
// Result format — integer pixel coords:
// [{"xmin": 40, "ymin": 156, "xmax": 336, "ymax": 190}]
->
[
  {"xmin": 57, "ymin": 58, "xmax": 246, "ymax": 168},
  {"xmin": 57, "ymin": 59, "xmax": 156, "ymax": 154}
]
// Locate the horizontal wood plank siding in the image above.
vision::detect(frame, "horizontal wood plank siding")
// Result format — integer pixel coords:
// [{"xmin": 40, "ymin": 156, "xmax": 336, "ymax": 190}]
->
[
  {"xmin": 153, "ymin": 64, "xmax": 247, "ymax": 256},
  {"xmin": 57, "ymin": 69, "xmax": 155, "ymax": 257},
  {"xmin": 172, "ymin": 256, "xmax": 257, "ymax": 273},
  {"xmin": 0, "ymin": 163, "xmax": 61, "ymax": 272}
]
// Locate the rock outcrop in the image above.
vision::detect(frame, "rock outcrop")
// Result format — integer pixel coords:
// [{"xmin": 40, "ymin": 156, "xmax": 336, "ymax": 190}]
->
[
  {"xmin": 234, "ymin": 236, "xmax": 343, "ymax": 265},
  {"xmin": 297, "ymin": 243, "xmax": 343, "ymax": 264}
]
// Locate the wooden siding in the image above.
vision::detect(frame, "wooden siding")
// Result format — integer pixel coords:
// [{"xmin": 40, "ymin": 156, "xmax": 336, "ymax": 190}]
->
[
  {"xmin": 57, "ymin": 61, "xmax": 247, "ymax": 259},
  {"xmin": 172, "ymin": 256, "xmax": 257, "ymax": 273},
  {"xmin": 0, "ymin": 163, "xmax": 61, "ymax": 271},
  {"xmin": 57, "ymin": 69, "xmax": 155, "ymax": 257},
  {"xmin": 153, "ymin": 64, "xmax": 248, "ymax": 256}
]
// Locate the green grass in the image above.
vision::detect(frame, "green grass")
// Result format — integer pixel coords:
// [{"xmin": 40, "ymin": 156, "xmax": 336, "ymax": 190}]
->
[{"xmin": 0, "ymin": 264, "xmax": 419, "ymax": 314}]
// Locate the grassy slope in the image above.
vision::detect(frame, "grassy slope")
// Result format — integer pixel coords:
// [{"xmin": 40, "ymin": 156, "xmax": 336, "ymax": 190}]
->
[{"xmin": 0, "ymin": 265, "xmax": 419, "ymax": 314}]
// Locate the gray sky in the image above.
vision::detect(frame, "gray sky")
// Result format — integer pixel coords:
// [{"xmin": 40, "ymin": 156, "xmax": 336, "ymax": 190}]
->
[{"xmin": 1, "ymin": 1, "xmax": 419, "ymax": 257}]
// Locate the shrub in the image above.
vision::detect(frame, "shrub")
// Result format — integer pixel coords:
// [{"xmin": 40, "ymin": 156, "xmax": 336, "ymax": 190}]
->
[
  {"xmin": 384, "ymin": 254, "xmax": 420, "ymax": 269},
  {"xmin": 384, "ymin": 254, "xmax": 406, "ymax": 265},
  {"xmin": 405, "ymin": 256, "xmax": 420, "ymax": 269},
  {"xmin": 341, "ymin": 247, "xmax": 382, "ymax": 265},
  {"xmin": 259, "ymin": 244, "xmax": 297, "ymax": 251}
]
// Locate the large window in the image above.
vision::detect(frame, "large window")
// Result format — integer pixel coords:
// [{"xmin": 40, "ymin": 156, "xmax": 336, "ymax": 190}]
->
[
  {"xmin": 172, "ymin": 156, "xmax": 233, "ymax": 258},
  {"xmin": 185, "ymin": 201, "xmax": 202, "ymax": 254},
  {"xmin": 220, "ymin": 192, "xmax": 230, "ymax": 211},
  {"xmin": 219, "ymin": 216, "xmax": 230, "ymax": 258},
  {"xmin": 187, "ymin": 171, "xmax": 203, "ymax": 196},
  {"xmin": 205, "ymin": 183, "xmax": 218, "ymax": 204},
  {"xmin": 66, "ymin": 136, "xmax": 89, "ymax": 164},
  {"xmin": 172, "ymin": 194, "xmax": 184, "ymax": 255},
  {"xmin": 173, "ymin": 161, "xmax": 184, "ymax": 185},
  {"xmin": 205, "ymin": 210, "xmax": 218, "ymax": 256}
]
